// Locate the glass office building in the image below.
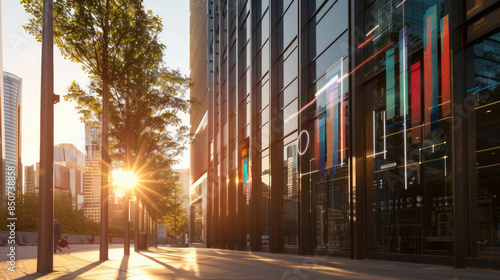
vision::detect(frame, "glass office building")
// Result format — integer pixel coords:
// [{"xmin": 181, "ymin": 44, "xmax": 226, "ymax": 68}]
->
[
  {"xmin": 189, "ymin": 0, "xmax": 500, "ymax": 269},
  {"xmin": 3, "ymin": 72, "xmax": 22, "ymax": 200}
]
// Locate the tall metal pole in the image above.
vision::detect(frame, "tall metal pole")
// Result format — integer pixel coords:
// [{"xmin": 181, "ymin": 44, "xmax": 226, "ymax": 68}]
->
[
  {"xmin": 124, "ymin": 188, "xmax": 130, "ymax": 255},
  {"xmin": 154, "ymin": 212, "xmax": 158, "ymax": 248},
  {"xmin": 134, "ymin": 197, "xmax": 139, "ymax": 252},
  {"xmin": 37, "ymin": 0, "xmax": 54, "ymax": 273}
]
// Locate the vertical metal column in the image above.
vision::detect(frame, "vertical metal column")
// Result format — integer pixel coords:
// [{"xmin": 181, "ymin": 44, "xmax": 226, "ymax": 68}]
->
[
  {"xmin": 146, "ymin": 207, "xmax": 150, "ymax": 248},
  {"xmin": 449, "ymin": 0, "xmax": 467, "ymax": 269},
  {"xmin": 206, "ymin": 0, "xmax": 214, "ymax": 250},
  {"xmin": 269, "ymin": 0, "xmax": 284, "ymax": 254},
  {"xmin": 350, "ymin": 0, "xmax": 366, "ymax": 260},
  {"xmin": 124, "ymin": 189, "xmax": 130, "ymax": 255},
  {"xmin": 37, "ymin": 0, "xmax": 54, "ymax": 273},
  {"xmin": 297, "ymin": 0, "xmax": 310, "ymax": 256},
  {"xmin": 154, "ymin": 212, "xmax": 158, "ymax": 248},
  {"xmin": 134, "ymin": 198, "xmax": 139, "ymax": 252}
]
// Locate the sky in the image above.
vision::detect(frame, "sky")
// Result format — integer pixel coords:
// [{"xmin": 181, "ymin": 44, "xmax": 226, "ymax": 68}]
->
[{"xmin": 1, "ymin": 0, "xmax": 191, "ymax": 169}]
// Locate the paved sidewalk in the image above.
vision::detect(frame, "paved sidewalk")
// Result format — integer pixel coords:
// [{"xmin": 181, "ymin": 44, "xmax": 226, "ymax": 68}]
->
[{"xmin": 1, "ymin": 244, "xmax": 500, "ymax": 279}]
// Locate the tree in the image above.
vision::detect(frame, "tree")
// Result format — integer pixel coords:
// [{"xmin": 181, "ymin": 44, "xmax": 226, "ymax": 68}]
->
[
  {"xmin": 16, "ymin": 193, "xmax": 39, "ymax": 232},
  {"xmin": 0, "ymin": 192, "xmax": 100, "ymax": 235},
  {"xmin": 22, "ymin": 0, "xmax": 165, "ymax": 250},
  {"xmin": 160, "ymin": 180, "xmax": 188, "ymax": 242},
  {"xmin": 64, "ymin": 62, "xmax": 194, "ymax": 217},
  {"xmin": 0, "ymin": 192, "xmax": 39, "ymax": 232},
  {"xmin": 54, "ymin": 193, "xmax": 99, "ymax": 235}
]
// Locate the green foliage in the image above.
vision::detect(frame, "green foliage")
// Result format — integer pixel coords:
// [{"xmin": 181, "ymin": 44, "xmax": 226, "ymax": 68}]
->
[
  {"xmin": 53, "ymin": 194, "xmax": 100, "ymax": 235},
  {"xmin": 0, "ymin": 193, "xmax": 104, "ymax": 235},
  {"xmin": 160, "ymin": 180, "xmax": 189, "ymax": 237},
  {"xmin": 21, "ymin": 0, "xmax": 164, "ymax": 82},
  {"xmin": 0, "ymin": 192, "xmax": 39, "ymax": 232}
]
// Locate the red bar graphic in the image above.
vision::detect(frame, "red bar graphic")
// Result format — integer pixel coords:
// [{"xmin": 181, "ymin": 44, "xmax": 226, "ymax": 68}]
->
[
  {"xmin": 411, "ymin": 61, "xmax": 422, "ymax": 144},
  {"xmin": 424, "ymin": 15, "xmax": 433, "ymax": 136}
]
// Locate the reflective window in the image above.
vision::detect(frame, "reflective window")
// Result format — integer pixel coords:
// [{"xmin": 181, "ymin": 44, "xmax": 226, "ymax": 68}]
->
[
  {"xmin": 363, "ymin": 0, "xmax": 453, "ymax": 256},
  {"xmin": 262, "ymin": 154, "xmax": 270, "ymax": 244},
  {"xmin": 284, "ymin": 141, "xmax": 299, "ymax": 246},
  {"xmin": 310, "ymin": 56, "xmax": 350, "ymax": 251},
  {"xmin": 467, "ymin": 32, "xmax": 500, "ymax": 259},
  {"xmin": 313, "ymin": 33, "xmax": 348, "ymax": 80},
  {"xmin": 283, "ymin": 48, "xmax": 298, "ymax": 89},
  {"xmin": 314, "ymin": 0, "xmax": 348, "ymax": 57}
]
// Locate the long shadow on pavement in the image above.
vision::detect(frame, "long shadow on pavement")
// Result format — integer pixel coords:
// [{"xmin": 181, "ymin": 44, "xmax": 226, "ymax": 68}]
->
[
  {"xmin": 137, "ymin": 251, "xmax": 197, "ymax": 277},
  {"xmin": 53, "ymin": 260, "xmax": 105, "ymax": 280},
  {"xmin": 116, "ymin": 255, "xmax": 129, "ymax": 279},
  {"xmin": 15, "ymin": 260, "xmax": 105, "ymax": 280}
]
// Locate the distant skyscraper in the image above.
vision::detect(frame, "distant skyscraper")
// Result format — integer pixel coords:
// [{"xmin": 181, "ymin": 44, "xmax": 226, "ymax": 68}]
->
[
  {"xmin": 3, "ymin": 72, "xmax": 22, "ymax": 200},
  {"xmin": 83, "ymin": 122, "xmax": 102, "ymax": 221},
  {"xmin": 24, "ymin": 163, "xmax": 39, "ymax": 194}
]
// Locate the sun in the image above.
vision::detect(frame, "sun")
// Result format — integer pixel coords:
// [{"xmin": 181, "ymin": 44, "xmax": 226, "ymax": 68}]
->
[{"xmin": 112, "ymin": 169, "xmax": 138, "ymax": 190}]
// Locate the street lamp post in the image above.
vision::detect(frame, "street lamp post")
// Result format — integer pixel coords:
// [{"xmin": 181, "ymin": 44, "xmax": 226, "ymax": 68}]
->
[
  {"xmin": 124, "ymin": 188, "xmax": 130, "ymax": 255},
  {"xmin": 113, "ymin": 169, "xmax": 137, "ymax": 255},
  {"xmin": 37, "ymin": 0, "xmax": 54, "ymax": 273},
  {"xmin": 135, "ymin": 196, "xmax": 139, "ymax": 252}
]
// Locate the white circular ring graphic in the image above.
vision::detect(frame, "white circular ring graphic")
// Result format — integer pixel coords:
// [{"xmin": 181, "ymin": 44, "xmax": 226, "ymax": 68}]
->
[{"xmin": 297, "ymin": 130, "xmax": 309, "ymax": 156}]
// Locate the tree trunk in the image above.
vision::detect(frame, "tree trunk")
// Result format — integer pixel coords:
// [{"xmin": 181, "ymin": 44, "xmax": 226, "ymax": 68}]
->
[
  {"xmin": 99, "ymin": 77, "xmax": 109, "ymax": 260},
  {"xmin": 99, "ymin": 0, "xmax": 111, "ymax": 261}
]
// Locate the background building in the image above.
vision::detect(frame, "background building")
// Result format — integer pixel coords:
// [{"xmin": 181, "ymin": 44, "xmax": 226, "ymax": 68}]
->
[
  {"xmin": 24, "ymin": 162, "xmax": 39, "ymax": 194},
  {"xmin": 190, "ymin": 0, "xmax": 500, "ymax": 270},
  {"xmin": 108, "ymin": 170, "xmax": 124, "ymax": 218},
  {"xmin": 54, "ymin": 143, "xmax": 85, "ymax": 210},
  {"xmin": 3, "ymin": 72, "xmax": 22, "ymax": 201},
  {"xmin": 83, "ymin": 122, "xmax": 102, "ymax": 221},
  {"xmin": 175, "ymin": 168, "xmax": 190, "ymax": 210}
]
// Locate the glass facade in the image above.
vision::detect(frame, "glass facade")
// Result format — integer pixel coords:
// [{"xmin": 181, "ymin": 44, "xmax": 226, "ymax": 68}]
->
[
  {"xmin": 3, "ymin": 72, "xmax": 22, "ymax": 199},
  {"xmin": 304, "ymin": 0, "xmax": 350, "ymax": 252},
  {"xmin": 467, "ymin": 31, "xmax": 500, "ymax": 259},
  {"xmin": 361, "ymin": 0, "xmax": 455, "ymax": 256},
  {"xmin": 190, "ymin": 0, "xmax": 500, "ymax": 269}
]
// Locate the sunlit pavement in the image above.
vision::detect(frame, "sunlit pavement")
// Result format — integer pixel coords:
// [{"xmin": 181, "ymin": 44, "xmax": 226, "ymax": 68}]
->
[{"xmin": 1, "ymin": 244, "xmax": 500, "ymax": 279}]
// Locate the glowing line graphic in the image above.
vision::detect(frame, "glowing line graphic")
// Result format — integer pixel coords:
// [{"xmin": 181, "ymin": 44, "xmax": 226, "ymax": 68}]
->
[
  {"xmin": 366, "ymin": 151, "xmax": 387, "ymax": 158},
  {"xmin": 349, "ymin": 42, "xmax": 394, "ymax": 76},
  {"xmin": 285, "ymin": 43, "xmax": 394, "ymax": 123},
  {"xmin": 396, "ymin": 0, "xmax": 407, "ymax": 8},
  {"xmin": 358, "ymin": 34, "xmax": 376, "ymax": 49},
  {"xmin": 402, "ymin": 27, "xmax": 408, "ymax": 190},
  {"xmin": 340, "ymin": 60, "xmax": 344, "ymax": 166},
  {"xmin": 366, "ymin": 25, "xmax": 379, "ymax": 37},
  {"xmin": 315, "ymin": 75, "xmax": 339, "ymax": 97},
  {"xmin": 383, "ymin": 111, "xmax": 387, "ymax": 159},
  {"xmin": 373, "ymin": 111, "xmax": 376, "ymax": 158},
  {"xmin": 471, "ymin": 81, "xmax": 500, "ymax": 93},
  {"xmin": 284, "ymin": 97, "xmax": 317, "ymax": 123},
  {"xmin": 297, "ymin": 130, "xmax": 310, "ymax": 156}
]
